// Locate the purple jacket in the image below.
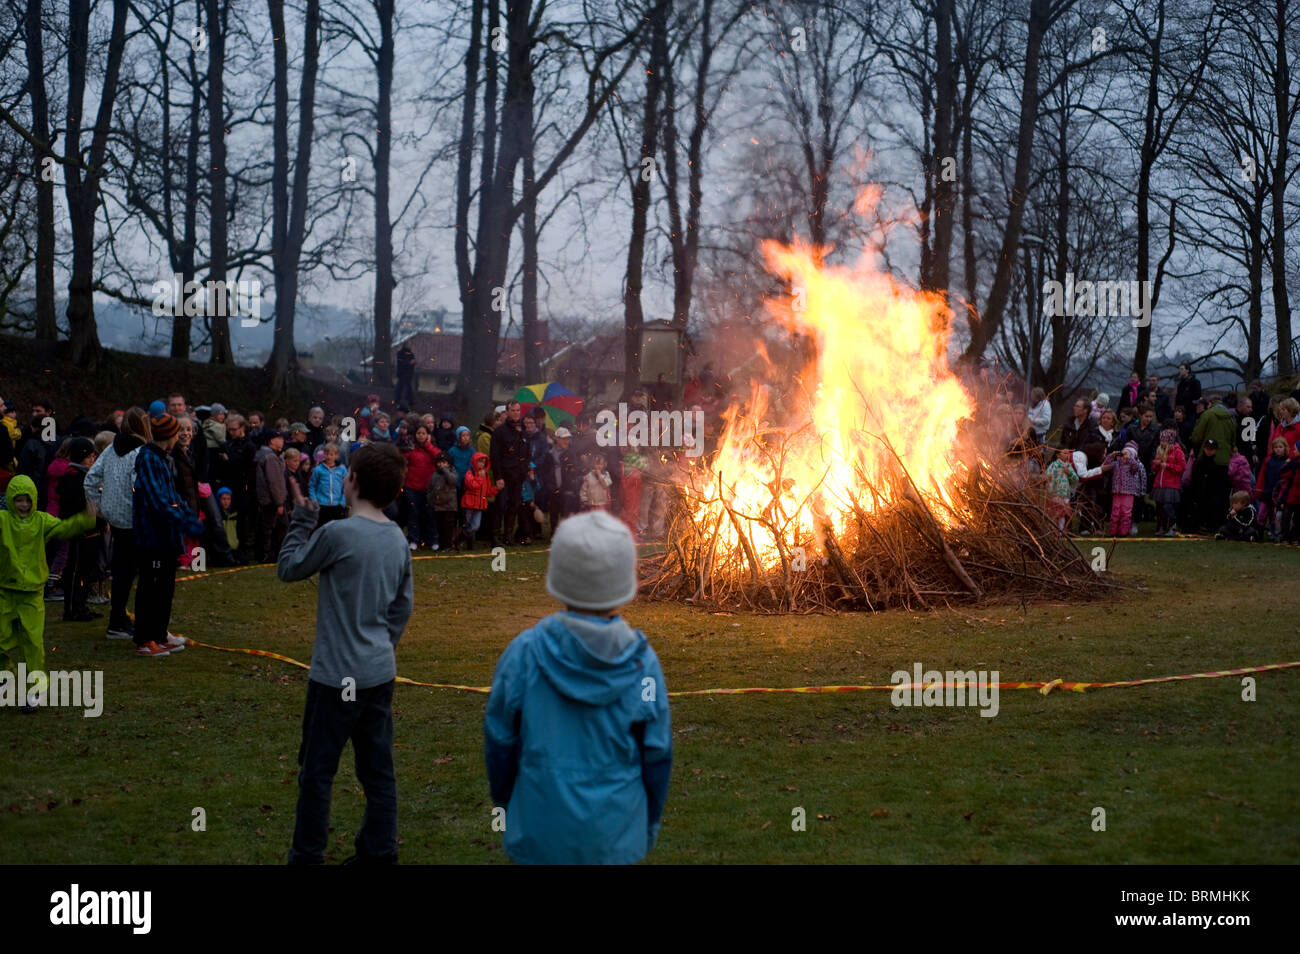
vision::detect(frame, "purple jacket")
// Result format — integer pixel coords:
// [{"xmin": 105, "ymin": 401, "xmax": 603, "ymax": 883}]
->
[{"xmin": 1111, "ymin": 453, "xmax": 1147, "ymax": 497}]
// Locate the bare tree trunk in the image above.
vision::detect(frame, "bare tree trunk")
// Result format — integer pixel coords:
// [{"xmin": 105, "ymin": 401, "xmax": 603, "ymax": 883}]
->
[
  {"xmin": 168, "ymin": 3, "xmax": 198, "ymax": 359},
  {"xmin": 960, "ymin": 79, "xmax": 977, "ymax": 334},
  {"xmin": 1271, "ymin": 0, "xmax": 1294, "ymax": 375},
  {"xmin": 460, "ymin": 0, "xmax": 503, "ymax": 415},
  {"xmin": 924, "ymin": 0, "xmax": 956, "ymax": 295},
  {"xmin": 624, "ymin": 0, "xmax": 669, "ymax": 398},
  {"xmin": 454, "ymin": 0, "xmax": 485, "ymax": 397},
  {"xmin": 206, "ymin": 0, "xmax": 234, "ymax": 364},
  {"xmin": 962, "ymin": 0, "xmax": 1051, "ymax": 364},
  {"xmin": 24, "ymin": 0, "xmax": 55, "ymax": 342},
  {"xmin": 373, "ymin": 0, "xmax": 395, "ymax": 390},
  {"xmin": 64, "ymin": 0, "xmax": 129, "ymax": 368},
  {"xmin": 267, "ymin": 0, "xmax": 322, "ymax": 396},
  {"xmin": 521, "ymin": 147, "xmax": 540, "ymax": 382}
]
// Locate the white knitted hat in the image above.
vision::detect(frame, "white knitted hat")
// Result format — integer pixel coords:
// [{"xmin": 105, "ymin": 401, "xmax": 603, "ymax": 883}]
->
[{"xmin": 546, "ymin": 511, "xmax": 638, "ymax": 611}]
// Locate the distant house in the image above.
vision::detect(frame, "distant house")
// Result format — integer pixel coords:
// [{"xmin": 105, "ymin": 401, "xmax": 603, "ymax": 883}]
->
[
  {"xmin": 379, "ymin": 324, "xmax": 560, "ymax": 403},
  {"xmin": 544, "ymin": 331, "xmax": 626, "ymax": 406}
]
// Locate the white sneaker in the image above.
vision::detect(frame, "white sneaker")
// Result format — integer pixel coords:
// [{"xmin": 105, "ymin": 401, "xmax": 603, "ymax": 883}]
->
[
  {"xmin": 431, "ymin": 544, "xmax": 440, "ymax": 552},
  {"xmin": 409, "ymin": 542, "xmax": 418, "ymax": 551},
  {"xmin": 164, "ymin": 633, "xmax": 187, "ymax": 652},
  {"xmin": 1129, "ymin": 525, "xmax": 1139, "ymax": 536}
]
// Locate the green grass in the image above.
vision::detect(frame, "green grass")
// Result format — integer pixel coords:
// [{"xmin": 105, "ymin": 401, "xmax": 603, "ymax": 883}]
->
[{"xmin": 3, "ymin": 537, "xmax": 1297, "ymax": 864}]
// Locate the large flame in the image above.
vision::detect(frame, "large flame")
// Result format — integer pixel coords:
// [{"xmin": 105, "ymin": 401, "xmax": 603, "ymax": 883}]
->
[{"xmin": 687, "ymin": 233, "xmax": 975, "ymax": 569}]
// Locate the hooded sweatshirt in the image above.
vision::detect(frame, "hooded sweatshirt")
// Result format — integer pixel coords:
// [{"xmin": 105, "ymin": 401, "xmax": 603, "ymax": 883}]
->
[
  {"xmin": 460, "ymin": 453, "xmax": 497, "ymax": 510},
  {"xmin": 484, "ymin": 611, "xmax": 672, "ymax": 865},
  {"xmin": 448, "ymin": 428, "xmax": 476, "ymax": 484},
  {"xmin": 0, "ymin": 475, "xmax": 96, "ymax": 591},
  {"xmin": 84, "ymin": 432, "xmax": 143, "ymax": 529},
  {"xmin": 434, "ymin": 415, "xmax": 457, "ymax": 453}
]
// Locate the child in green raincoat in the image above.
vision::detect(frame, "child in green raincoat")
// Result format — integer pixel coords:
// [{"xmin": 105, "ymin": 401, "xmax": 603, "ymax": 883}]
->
[{"xmin": 0, "ymin": 475, "xmax": 96, "ymax": 709}]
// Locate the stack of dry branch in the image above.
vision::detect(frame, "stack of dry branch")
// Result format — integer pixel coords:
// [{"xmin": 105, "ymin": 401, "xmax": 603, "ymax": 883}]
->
[{"xmin": 642, "ymin": 432, "xmax": 1120, "ymax": 614}]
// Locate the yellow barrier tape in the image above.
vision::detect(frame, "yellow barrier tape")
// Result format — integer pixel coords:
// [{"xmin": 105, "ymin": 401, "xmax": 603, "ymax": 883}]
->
[
  {"xmin": 159, "ymin": 544, "xmax": 1300, "ymax": 697},
  {"xmin": 174, "ymin": 636, "xmax": 1299, "ymax": 699}
]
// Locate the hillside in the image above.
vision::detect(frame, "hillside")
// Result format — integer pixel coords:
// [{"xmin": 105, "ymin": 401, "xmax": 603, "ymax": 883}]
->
[{"xmin": 0, "ymin": 334, "xmax": 384, "ymax": 425}]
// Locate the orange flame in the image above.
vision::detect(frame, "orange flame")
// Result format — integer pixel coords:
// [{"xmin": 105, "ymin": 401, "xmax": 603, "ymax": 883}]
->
[{"xmin": 687, "ymin": 231, "xmax": 975, "ymax": 569}]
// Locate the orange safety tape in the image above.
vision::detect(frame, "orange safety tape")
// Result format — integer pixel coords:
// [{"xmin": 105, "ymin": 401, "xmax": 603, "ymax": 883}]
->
[
  {"xmin": 174, "ymin": 635, "xmax": 1299, "ymax": 699},
  {"xmin": 162, "ymin": 545, "xmax": 1300, "ymax": 697}
]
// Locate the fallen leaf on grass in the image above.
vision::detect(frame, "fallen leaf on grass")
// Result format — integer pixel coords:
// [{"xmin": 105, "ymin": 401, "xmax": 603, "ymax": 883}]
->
[
  {"xmin": 760, "ymin": 821, "xmax": 772, "ymax": 831},
  {"xmin": 871, "ymin": 808, "xmax": 889, "ymax": 818}
]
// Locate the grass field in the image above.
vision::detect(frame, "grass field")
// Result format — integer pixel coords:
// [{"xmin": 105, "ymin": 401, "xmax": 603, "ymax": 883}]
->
[{"xmin": 3, "ymin": 536, "xmax": 1297, "ymax": 864}]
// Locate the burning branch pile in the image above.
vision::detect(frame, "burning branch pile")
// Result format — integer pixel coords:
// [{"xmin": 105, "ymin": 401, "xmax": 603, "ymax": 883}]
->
[{"xmin": 642, "ymin": 221, "xmax": 1115, "ymax": 614}]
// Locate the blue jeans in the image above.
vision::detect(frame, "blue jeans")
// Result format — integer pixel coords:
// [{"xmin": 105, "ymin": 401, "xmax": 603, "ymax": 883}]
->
[
  {"xmin": 404, "ymin": 488, "xmax": 435, "ymax": 546},
  {"xmin": 289, "ymin": 679, "xmax": 397, "ymax": 864},
  {"xmin": 463, "ymin": 509, "xmax": 483, "ymax": 534}
]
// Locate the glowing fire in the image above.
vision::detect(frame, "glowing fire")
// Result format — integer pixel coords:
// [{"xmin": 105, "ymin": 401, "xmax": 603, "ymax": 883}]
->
[{"xmin": 687, "ymin": 234, "xmax": 975, "ymax": 570}]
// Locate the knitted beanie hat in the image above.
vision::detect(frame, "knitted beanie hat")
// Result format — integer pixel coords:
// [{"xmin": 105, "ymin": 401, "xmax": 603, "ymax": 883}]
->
[
  {"xmin": 1159, "ymin": 428, "xmax": 1176, "ymax": 443},
  {"xmin": 151, "ymin": 413, "xmax": 179, "ymax": 441},
  {"xmin": 545, "ymin": 510, "xmax": 638, "ymax": 612}
]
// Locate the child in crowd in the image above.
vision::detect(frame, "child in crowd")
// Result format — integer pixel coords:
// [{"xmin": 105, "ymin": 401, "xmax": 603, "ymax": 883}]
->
[
  {"xmin": 580, "ymin": 454, "xmax": 613, "ymax": 512},
  {"xmin": 277, "ymin": 442, "xmax": 414, "ymax": 864},
  {"xmin": 217, "ymin": 487, "xmax": 240, "ymax": 553},
  {"xmin": 402, "ymin": 426, "xmax": 439, "ymax": 551},
  {"xmin": 1228, "ymin": 448, "xmax": 1254, "ymax": 496},
  {"xmin": 1108, "ymin": 441, "xmax": 1147, "ymax": 537},
  {"xmin": 1151, "ymin": 428, "xmax": 1186, "ymax": 537},
  {"xmin": 1044, "ymin": 445, "xmax": 1079, "ymax": 530},
  {"xmin": 448, "ymin": 426, "xmax": 476, "ymax": 486},
  {"xmin": 460, "ymin": 452, "xmax": 496, "ymax": 550},
  {"xmin": 426, "ymin": 455, "xmax": 460, "ymax": 551},
  {"xmin": 0, "ymin": 476, "xmax": 96, "ymax": 710},
  {"xmin": 518, "ymin": 461, "xmax": 541, "ymax": 545},
  {"xmin": 1216, "ymin": 491, "xmax": 1260, "ymax": 542},
  {"xmin": 133, "ymin": 413, "xmax": 204, "ymax": 658},
  {"xmin": 309, "ymin": 442, "xmax": 348, "ymax": 528},
  {"xmin": 484, "ymin": 511, "xmax": 671, "ymax": 864},
  {"xmin": 1255, "ymin": 437, "xmax": 1290, "ymax": 541}
]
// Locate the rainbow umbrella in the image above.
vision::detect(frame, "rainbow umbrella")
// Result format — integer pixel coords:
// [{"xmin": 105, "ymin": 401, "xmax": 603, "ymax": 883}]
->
[{"xmin": 513, "ymin": 382, "xmax": 583, "ymax": 430}]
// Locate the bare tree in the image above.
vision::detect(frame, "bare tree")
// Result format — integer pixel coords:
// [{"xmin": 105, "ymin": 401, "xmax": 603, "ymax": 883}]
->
[
  {"xmin": 63, "ymin": 0, "xmax": 130, "ymax": 368},
  {"xmin": 454, "ymin": 0, "xmax": 643, "ymax": 415},
  {"xmin": 266, "ymin": 0, "xmax": 322, "ymax": 395}
]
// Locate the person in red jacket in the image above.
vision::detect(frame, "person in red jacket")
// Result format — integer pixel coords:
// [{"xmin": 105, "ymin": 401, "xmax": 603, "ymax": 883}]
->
[
  {"xmin": 402, "ymin": 425, "xmax": 439, "ymax": 551},
  {"xmin": 1150, "ymin": 428, "xmax": 1186, "ymax": 536},
  {"xmin": 460, "ymin": 451, "xmax": 497, "ymax": 550}
]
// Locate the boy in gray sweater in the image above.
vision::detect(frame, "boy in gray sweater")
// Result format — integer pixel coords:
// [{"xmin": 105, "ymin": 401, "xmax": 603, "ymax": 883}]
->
[{"xmin": 277, "ymin": 441, "xmax": 413, "ymax": 864}]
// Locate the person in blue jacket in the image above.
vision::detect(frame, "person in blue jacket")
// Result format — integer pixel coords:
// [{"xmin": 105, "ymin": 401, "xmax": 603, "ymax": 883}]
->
[
  {"xmin": 308, "ymin": 442, "xmax": 348, "ymax": 528},
  {"xmin": 484, "ymin": 510, "xmax": 671, "ymax": 864},
  {"xmin": 447, "ymin": 425, "xmax": 477, "ymax": 488}
]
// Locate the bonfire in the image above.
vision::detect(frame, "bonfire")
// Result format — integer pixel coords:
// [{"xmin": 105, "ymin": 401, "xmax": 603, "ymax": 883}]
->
[{"xmin": 643, "ymin": 225, "xmax": 1116, "ymax": 614}]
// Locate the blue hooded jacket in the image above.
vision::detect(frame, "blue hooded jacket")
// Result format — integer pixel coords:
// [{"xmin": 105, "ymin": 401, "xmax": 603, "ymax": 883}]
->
[
  {"xmin": 484, "ymin": 611, "xmax": 672, "ymax": 865},
  {"xmin": 447, "ymin": 427, "xmax": 477, "ymax": 487}
]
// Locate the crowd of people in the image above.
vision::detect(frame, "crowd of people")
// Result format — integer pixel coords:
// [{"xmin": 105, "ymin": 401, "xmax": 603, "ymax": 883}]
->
[
  {"xmin": 0, "ymin": 384, "xmax": 709, "ymax": 672},
  {"xmin": 993, "ymin": 364, "xmax": 1300, "ymax": 543}
]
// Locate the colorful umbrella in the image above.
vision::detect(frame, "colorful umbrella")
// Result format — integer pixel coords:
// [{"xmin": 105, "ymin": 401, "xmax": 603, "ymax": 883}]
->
[{"xmin": 513, "ymin": 382, "xmax": 584, "ymax": 430}]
